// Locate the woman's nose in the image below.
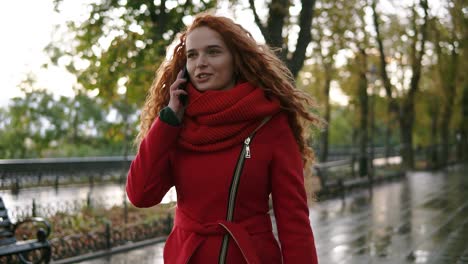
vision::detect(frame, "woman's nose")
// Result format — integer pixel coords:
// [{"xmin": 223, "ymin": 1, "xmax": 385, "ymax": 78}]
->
[{"xmin": 196, "ymin": 55, "xmax": 208, "ymax": 68}]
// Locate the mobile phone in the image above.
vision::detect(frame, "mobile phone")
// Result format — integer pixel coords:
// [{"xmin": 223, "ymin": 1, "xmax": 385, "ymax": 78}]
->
[{"xmin": 178, "ymin": 66, "xmax": 189, "ymax": 106}]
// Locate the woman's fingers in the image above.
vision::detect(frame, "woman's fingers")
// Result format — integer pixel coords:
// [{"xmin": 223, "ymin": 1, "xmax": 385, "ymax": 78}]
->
[
  {"xmin": 167, "ymin": 70, "xmax": 189, "ymax": 115},
  {"xmin": 171, "ymin": 89, "xmax": 188, "ymax": 98},
  {"xmin": 170, "ymin": 70, "xmax": 187, "ymax": 92}
]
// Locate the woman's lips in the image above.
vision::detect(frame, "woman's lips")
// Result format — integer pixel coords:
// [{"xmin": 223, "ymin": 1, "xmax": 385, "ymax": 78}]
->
[{"xmin": 196, "ymin": 74, "xmax": 212, "ymax": 83}]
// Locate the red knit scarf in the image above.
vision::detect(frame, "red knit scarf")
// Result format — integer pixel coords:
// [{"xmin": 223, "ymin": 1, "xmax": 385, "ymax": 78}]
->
[{"xmin": 179, "ymin": 82, "xmax": 281, "ymax": 152}]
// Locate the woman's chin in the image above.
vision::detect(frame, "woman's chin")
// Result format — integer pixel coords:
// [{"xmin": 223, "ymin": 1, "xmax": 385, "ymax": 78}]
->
[{"xmin": 194, "ymin": 84, "xmax": 217, "ymax": 92}]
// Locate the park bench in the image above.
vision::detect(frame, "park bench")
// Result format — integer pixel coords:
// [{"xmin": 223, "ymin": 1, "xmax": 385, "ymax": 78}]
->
[
  {"xmin": 313, "ymin": 157, "xmax": 404, "ymax": 198},
  {"xmin": 314, "ymin": 159, "xmax": 350, "ymax": 197},
  {"xmin": 0, "ymin": 197, "xmax": 51, "ymax": 264}
]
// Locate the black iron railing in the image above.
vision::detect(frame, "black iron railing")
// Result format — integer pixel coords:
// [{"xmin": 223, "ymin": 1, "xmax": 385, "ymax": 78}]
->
[{"xmin": 49, "ymin": 214, "xmax": 172, "ymax": 262}]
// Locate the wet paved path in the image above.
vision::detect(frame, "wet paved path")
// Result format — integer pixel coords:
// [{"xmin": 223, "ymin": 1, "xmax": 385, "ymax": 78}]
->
[
  {"xmin": 312, "ymin": 165, "xmax": 468, "ymax": 263},
  {"xmin": 77, "ymin": 164, "xmax": 468, "ymax": 264}
]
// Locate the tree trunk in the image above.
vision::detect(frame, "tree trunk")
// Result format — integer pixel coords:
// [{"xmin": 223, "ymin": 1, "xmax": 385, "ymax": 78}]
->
[
  {"xmin": 385, "ymin": 126, "xmax": 391, "ymax": 158},
  {"xmin": 266, "ymin": 0, "xmax": 289, "ymax": 51},
  {"xmin": 404, "ymin": 0, "xmax": 428, "ymax": 169},
  {"xmin": 372, "ymin": 0, "xmax": 428, "ymax": 170},
  {"xmin": 461, "ymin": 82, "xmax": 468, "ymax": 161},
  {"xmin": 436, "ymin": 26, "xmax": 458, "ymax": 166},
  {"xmin": 72, "ymin": 109, "xmax": 79, "ymax": 144},
  {"xmin": 352, "ymin": 121, "xmax": 359, "ymax": 176},
  {"xmin": 158, "ymin": 0, "xmax": 167, "ymax": 36},
  {"xmin": 440, "ymin": 94, "xmax": 454, "ymax": 166},
  {"xmin": 460, "ymin": 0, "xmax": 468, "ymax": 162},
  {"xmin": 320, "ymin": 74, "xmax": 331, "ymax": 162},
  {"xmin": 287, "ymin": 0, "xmax": 316, "ymax": 77},
  {"xmin": 384, "ymin": 108, "xmax": 393, "ymax": 159},
  {"xmin": 358, "ymin": 49, "xmax": 369, "ymax": 177},
  {"xmin": 250, "ymin": 0, "xmax": 316, "ymax": 77},
  {"xmin": 371, "ymin": 0, "xmax": 401, "ymax": 166},
  {"xmin": 369, "ymin": 89, "xmax": 375, "ymax": 176},
  {"xmin": 371, "ymin": 0, "xmax": 398, "ymax": 114},
  {"xmin": 148, "ymin": 0, "xmax": 169, "ymax": 57},
  {"xmin": 399, "ymin": 101, "xmax": 415, "ymax": 169},
  {"xmin": 429, "ymin": 103, "xmax": 439, "ymax": 169}
]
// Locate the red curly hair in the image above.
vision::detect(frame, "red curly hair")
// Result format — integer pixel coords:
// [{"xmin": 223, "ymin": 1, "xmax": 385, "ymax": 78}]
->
[{"xmin": 137, "ymin": 13, "xmax": 321, "ymax": 165}]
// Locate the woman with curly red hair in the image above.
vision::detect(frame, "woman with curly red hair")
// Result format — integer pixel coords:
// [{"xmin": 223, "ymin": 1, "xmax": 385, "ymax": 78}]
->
[{"xmin": 126, "ymin": 13, "xmax": 320, "ymax": 263}]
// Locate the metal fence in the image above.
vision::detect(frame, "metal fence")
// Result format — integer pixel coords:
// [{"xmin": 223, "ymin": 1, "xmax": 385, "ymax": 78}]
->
[
  {"xmin": 6, "ymin": 196, "xmax": 173, "ymax": 263},
  {"xmin": 0, "ymin": 156, "xmax": 133, "ymax": 192},
  {"xmin": 50, "ymin": 214, "xmax": 172, "ymax": 262}
]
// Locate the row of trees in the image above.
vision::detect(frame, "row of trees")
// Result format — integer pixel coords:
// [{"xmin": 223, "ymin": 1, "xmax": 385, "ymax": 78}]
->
[
  {"xmin": 0, "ymin": 75, "xmax": 138, "ymax": 158},
  {"xmin": 1, "ymin": 0, "xmax": 466, "ymax": 170},
  {"xmin": 301, "ymin": 0, "xmax": 467, "ymax": 169}
]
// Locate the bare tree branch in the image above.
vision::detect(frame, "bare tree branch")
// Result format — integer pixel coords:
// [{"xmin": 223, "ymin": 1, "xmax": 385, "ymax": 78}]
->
[
  {"xmin": 371, "ymin": 0, "xmax": 398, "ymax": 113},
  {"xmin": 287, "ymin": 0, "xmax": 316, "ymax": 77},
  {"xmin": 266, "ymin": 0, "xmax": 289, "ymax": 50},
  {"xmin": 248, "ymin": 0, "xmax": 268, "ymax": 38}
]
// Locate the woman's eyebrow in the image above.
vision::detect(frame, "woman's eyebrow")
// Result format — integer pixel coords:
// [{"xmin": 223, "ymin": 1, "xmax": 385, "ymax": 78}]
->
[{"xmin": 186, "ymin": 45, "xmax": 223, "ymax": 53}]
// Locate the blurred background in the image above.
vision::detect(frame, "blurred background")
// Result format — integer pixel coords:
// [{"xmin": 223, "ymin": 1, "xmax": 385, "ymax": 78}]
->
[
  {"xmin": 0, "ymin": 0, "xmax": 467, "ymax": 263},
  {"xmin": 0, "ymin": 0, "xmax": 466, "ymax": 166}
]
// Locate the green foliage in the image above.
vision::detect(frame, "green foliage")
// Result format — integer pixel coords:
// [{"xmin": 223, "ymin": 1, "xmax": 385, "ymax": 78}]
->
[
  {"xmin": 2, "ymin": 0, "xmax": 465, "ymax": 160},
  {"xmin": 48, "ymin": 0, "xmax": 217, "ymax": 107},
  {"xmin": 328, "ymin": 105, "xmax": 354, "ymax": 146},
  {"xmin": 32, "ymin": 1, "xmax": 218, "ymax": 159},
  {"xmin": 0, "ymin": 76, "xmax": 138, "ymax": 158}
]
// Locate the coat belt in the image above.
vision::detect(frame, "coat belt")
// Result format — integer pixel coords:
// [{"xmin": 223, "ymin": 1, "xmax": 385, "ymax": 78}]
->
[{"xmin": 172, "ymin": 208, "xmax": 272, "ymax": 264}]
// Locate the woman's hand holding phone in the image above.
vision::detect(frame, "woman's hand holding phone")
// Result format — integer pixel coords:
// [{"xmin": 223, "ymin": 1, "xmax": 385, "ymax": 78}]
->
[{"xmin": 168, "ymin": 69, "xmax": 189, "ymax": 122}]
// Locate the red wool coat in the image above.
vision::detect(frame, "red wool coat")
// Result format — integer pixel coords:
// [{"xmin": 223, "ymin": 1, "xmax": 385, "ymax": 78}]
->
[{"xmin": 126, "ymin": 113, "xmax": 318, "ymax": 263}]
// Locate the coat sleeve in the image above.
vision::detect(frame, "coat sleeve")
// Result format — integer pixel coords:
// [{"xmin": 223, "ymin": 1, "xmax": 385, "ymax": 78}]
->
[
  {"xmin": 270, "ymin": 117, "xmax": 318, "ymax": 263},
  {"xmin": 126, "ymin": 117, "xmax": 181, "ymax": 208}
]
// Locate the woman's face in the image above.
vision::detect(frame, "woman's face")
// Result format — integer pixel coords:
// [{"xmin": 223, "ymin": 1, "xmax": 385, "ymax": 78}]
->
[{"xmin": 185, "ymin": 26, "xmax": 236, "ymax": 92}]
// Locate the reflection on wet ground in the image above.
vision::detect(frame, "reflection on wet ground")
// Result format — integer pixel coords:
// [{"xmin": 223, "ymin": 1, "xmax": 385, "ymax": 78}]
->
[
  {"xmin": 3, "ymin": 165, "xmax": 467, "ymax": 264},
  {"xmin": 79, "ymin": 246, "xmax": 165, "ymax": 264},
  {"xmin": 311, "ymin": 164, "xmax": 468, "ymax": 263}
]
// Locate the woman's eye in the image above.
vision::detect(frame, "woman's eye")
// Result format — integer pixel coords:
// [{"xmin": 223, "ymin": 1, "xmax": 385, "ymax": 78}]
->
[
  {"xmin": 208, "ymin": 49, "xmax": 220, "ymax": 55},
  {"xmin": 187, "ymin": 53, "xmax": 195, "ymax": 59}
]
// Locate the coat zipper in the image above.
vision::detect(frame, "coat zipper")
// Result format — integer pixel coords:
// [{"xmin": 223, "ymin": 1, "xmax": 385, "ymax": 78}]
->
[
  {"xmin": 217, "ymin": 116, "xmax": 271, "ymax": 264},
  {"xmin": 219, "ymin": 137, "xmax": 251, "ymax": 264},
  {"xmin": 244, "ymin": 137, "xmax": 251, "ymax": 159}
]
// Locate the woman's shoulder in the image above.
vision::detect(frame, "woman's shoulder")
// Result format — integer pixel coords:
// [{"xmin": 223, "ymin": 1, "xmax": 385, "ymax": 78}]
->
[
  {"xmin": 268, "ymin": 111, "xmax": 289, "ymax": 127},
  {"xmin": 256, "ymin": 111, "xmax": 292, "ymax": 140}
]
